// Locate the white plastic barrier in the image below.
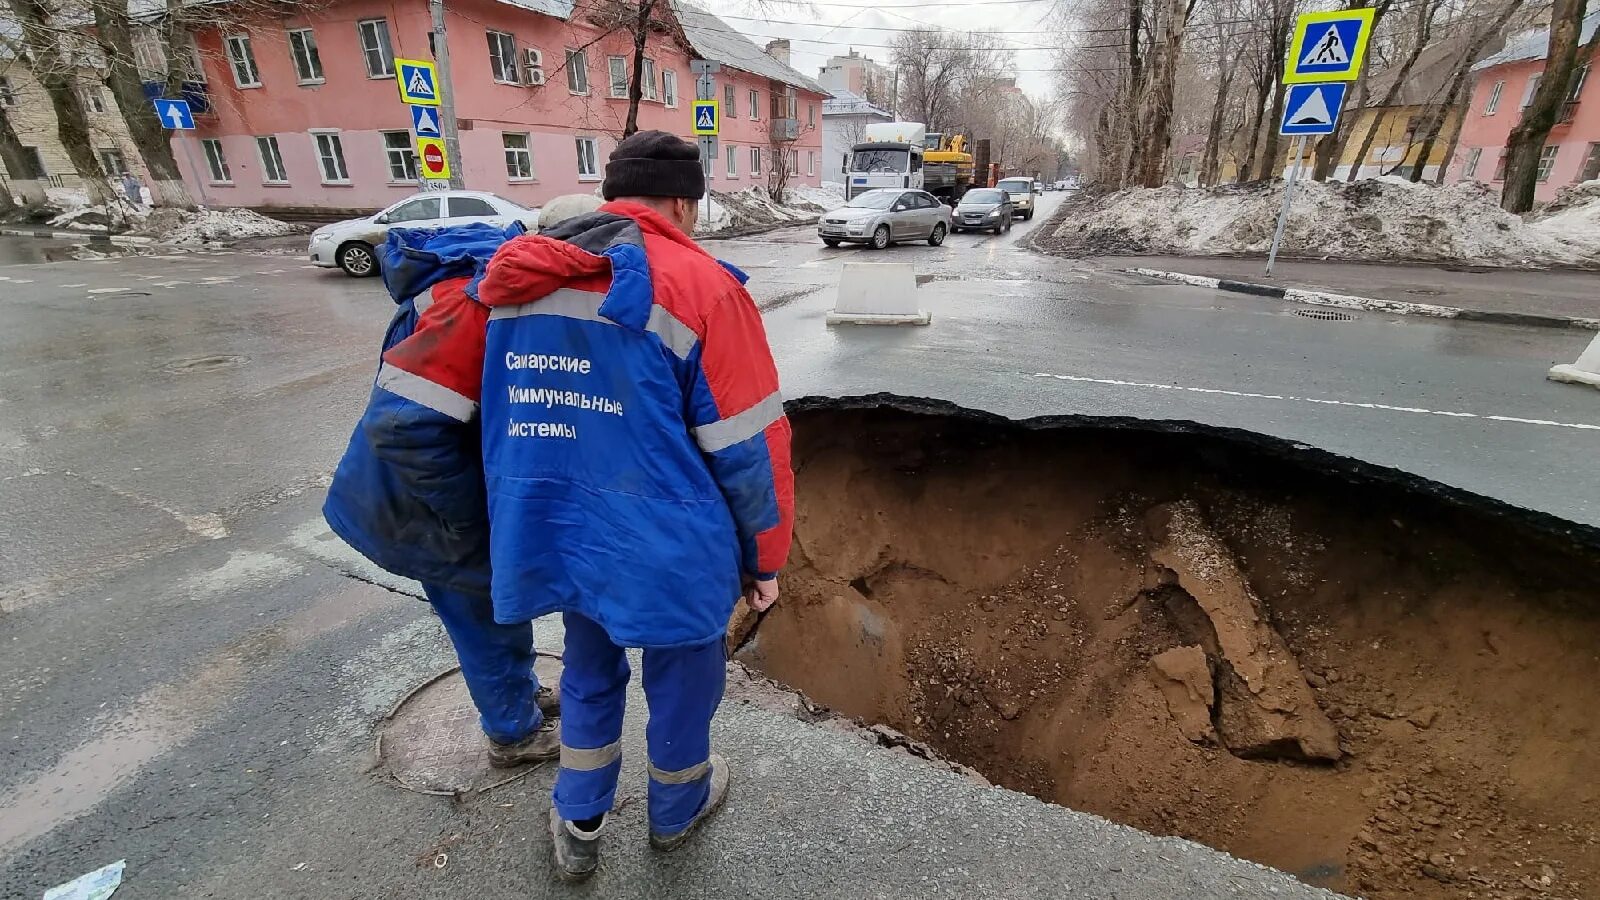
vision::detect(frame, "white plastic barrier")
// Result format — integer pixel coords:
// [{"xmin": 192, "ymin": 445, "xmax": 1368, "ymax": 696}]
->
[
  {"xmin": 1548, "ymin": 332, "xmax": 1600, "ymax": 389},
  {"xmin": 826, "ymin": 261, "xmax": 931, "ymax": 326}
]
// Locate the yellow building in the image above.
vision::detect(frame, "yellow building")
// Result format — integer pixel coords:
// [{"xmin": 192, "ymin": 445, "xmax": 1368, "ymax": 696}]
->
[{"xmin": 0, "ymin": 58, "xmax": 146, "ymax": 191}]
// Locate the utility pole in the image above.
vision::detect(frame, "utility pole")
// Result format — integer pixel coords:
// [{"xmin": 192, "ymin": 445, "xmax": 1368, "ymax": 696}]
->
[{"xmin": 429, "ymin": 0, "xmax": 465, "ymax": 190}]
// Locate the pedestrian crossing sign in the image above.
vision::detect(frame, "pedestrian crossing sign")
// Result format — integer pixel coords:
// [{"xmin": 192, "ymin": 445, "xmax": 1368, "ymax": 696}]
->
[
  {"xmin": 397, "ymin": 58, "xmax": 441, "ymax": 106},
  {"xmin": 1284, "ymin": 8, "xmax": 1375, "ymax": 84},
  {"xmin": 693, "ymin": 100, "xmax": 719, "ymax": 136}
]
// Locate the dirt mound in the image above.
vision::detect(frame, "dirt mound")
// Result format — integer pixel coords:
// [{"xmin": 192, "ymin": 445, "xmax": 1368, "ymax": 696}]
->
[
  {"xmin": 741, "ymin": 405, "xmax": 1600, "ymax": 899},
  {"xmin": 1037, "ymin": 178, "xmax": 1596, "ymax": 266}
]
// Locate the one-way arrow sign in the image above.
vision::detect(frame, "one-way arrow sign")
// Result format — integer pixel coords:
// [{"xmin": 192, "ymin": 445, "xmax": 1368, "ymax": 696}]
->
[{"xmin": 153, "ymin": 98, "xmax": 194, "ymax": 130}]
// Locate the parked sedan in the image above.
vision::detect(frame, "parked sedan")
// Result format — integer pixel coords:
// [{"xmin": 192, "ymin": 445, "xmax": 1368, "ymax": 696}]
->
[
  {"xmin": 951, "ymin": 188, "xmax": 1014, "ymax": 234},
  {"xmin": 817, "ymin": 188, "xmax": 952, "ymax": 249},
  {"xmin": 309, "ymin": 190, "xmax": 540, "ymax": 277}
]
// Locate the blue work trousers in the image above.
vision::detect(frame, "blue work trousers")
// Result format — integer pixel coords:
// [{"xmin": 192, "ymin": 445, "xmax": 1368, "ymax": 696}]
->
[
  {"xmin": 424, "ymin": 584, "xmax": 541, "ymax": 745},
  {"xmin": 553, "ymin": 612, "xmax": 726, "ymax": 834}
]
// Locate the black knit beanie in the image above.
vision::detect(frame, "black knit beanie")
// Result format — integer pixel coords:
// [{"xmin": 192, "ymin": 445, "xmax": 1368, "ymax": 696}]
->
[{"xmin": 602, "ymin": 130, "xmax": 705, "ymax": 201}]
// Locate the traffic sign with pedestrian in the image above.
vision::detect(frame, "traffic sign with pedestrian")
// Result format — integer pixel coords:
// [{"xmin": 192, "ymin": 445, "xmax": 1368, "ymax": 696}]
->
[
  {"xmin": 153, "ymin": 98, "xmax": 194, "ymax": 130},
  {"xmin": 397, "ymin": 58, "xmax": 441, "ymax": 106},
  {"xmin": 693, "ymin": 100, "xmax": 719, "ymax": 135},
  {"xmin": 1284, "ymin": 8, "xmax": 1375, "ymax": 84},
  {"xmin": 411, "ymin": 105, "xmax": 442, "ymax": 138},
  {"xmin": 1279, "ymin": 82, "xmax": 1348, "ymax": 136},
  {"xmin": 415, "ymin": 136, "xmax": 452, "ymax": 179}
]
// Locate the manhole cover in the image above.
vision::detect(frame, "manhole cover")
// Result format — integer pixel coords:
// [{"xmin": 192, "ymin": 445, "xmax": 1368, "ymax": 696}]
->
[
  {"xmin": 376, "ymin": 653, "xmax": 563, "ymax": 796},
  {"xmin": 1405, "ymin": 288, "xmax": 1444, "ymax": 296},
  {"xmin": 1292, "ymin": 308, "xmax": 1355, "ymax": 322},
  {"xmin": 162, "ymin": 354, "xmax": 249, "ymax": 374}
]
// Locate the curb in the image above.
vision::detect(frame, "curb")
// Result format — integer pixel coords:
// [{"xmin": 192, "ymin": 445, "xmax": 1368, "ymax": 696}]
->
[
  {"xmin": 1124, "ymin": 267, "xmax": 1600, "ymax": 331},
  {"xmin": 0, "ymin": 226, "xmax": 156, "ymax": 247}
]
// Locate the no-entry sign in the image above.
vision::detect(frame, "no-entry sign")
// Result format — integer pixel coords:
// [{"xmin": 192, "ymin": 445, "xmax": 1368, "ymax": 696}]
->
[{"xmin": 415, "ymin": 136, "xmax": 451, "ymax": 180}]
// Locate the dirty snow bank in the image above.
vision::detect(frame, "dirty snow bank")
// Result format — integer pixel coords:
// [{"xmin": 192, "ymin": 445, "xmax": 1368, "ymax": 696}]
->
[
  {"xmin": 1530, "ymin": 180, "xmax": 1600, "ymax": 249},
  {"xmin": 696, "ymin": 183, "xmax": 845, "ymax": 234},
  {"xmin": 1043, "ymin": 178, "xmax": 1595, "ymax": 266},
  {"xmin": 43, "ymin": 187, "xmax": 150, "ymax": 230},
  {"xmin": 131, "ymin": 207, "xmax": 300, "ymax": 245}
]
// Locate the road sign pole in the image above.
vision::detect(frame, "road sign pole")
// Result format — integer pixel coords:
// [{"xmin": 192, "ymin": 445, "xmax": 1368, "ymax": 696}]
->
[
  {"xmin": 429, "ymin": 0, "xmax": 465, "ymax": 190},
  {"xmin": 694, "ymin": 64, "xmax": 718, "ymax": 225},
  {"xmin": 1265, "ymin": 135, "xmax": 1307, "ymax": 277}
]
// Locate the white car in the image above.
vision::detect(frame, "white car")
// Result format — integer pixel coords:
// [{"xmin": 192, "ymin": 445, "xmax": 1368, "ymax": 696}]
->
[{"xmin": 309, "ymin": 190, "xmax": 540, "ymax": 277}]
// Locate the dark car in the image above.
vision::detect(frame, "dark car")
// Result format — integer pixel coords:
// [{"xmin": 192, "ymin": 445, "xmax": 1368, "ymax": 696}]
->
[{"xmin": 951, "ymin": 188, "xmax": 1014, "ymax": 235}]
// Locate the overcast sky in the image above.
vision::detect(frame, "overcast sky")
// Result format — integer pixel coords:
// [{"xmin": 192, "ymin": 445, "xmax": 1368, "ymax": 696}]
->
[{"xmin": 695, "ymin": 0, "xmax": 1062, "ymax": 102}]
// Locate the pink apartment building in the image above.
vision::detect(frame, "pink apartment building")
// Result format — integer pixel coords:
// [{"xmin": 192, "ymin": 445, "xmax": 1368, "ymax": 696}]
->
[
  {"xmin": 1449, "ymin": 10, "xmax": 1600, "ymax": 203},
  {"xmin": 176, "ymin": 0, "xmax": 826, "ymax": 212}
]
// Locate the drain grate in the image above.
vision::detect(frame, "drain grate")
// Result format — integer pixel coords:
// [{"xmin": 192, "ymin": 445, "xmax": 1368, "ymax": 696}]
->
[{"xmin": 1293, "ymin": 307, "xmax": 1355, "ymax": 322}]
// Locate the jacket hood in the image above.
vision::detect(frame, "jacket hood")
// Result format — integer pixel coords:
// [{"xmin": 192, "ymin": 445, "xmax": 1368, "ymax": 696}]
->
[{"xmin": 381, "ymin": 222, "xmax": 526, "ymax": 306}]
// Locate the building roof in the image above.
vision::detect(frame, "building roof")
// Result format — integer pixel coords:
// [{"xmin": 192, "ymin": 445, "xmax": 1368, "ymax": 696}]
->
[
  {"xmin": 823, "ymin": 89, "xmax": 891, "ymax": 118},
  {"xmin": 670, "ymin": 1, "xmax": 824, "ymax": 94},
  {"xmin": 1365, "ymin": 32, "xmax": 1497, "ymax": 106},
  {"xmin": 493, "ymin": 0, "xmax": 576, "ymax": 17},
  {"xmin": 1474, "ymin": 8, "xmax": 1600, "ymax": 71}
]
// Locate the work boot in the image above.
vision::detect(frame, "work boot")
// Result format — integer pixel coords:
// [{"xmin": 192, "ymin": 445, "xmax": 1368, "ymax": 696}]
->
[
  {"xmin": 536, "ymin": 684, "xmax": 561, "ymax": 718},
  {"xmin": 486, "ymin": 718, "xmax": 560, "ymax": 769},
  {"xmin": 649, "ymin": 754, "xmax": 730, "ymax": 851},
  {"xmin": 549, "ymin": 809, "xmax": 604, "ymax": 881}
]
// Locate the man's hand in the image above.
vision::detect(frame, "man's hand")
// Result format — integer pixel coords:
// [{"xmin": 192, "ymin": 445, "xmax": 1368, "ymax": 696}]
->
[{"xmin": 744, "ymin": 577, "xmax": 780, "ymax": 612}]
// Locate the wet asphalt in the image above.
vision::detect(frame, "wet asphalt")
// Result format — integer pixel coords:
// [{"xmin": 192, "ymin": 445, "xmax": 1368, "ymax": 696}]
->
[{"xmin": 0, "ymin": 190, "xmax": 1590, "ymax": 898}]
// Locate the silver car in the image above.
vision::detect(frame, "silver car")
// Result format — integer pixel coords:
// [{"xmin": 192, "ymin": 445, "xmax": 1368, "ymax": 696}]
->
[
  {"xmin": 951, "ymin": 188, "xmax": 1014, "ymax": 235},
  {"xmin": 308, "ymin": 190, "xmax": 540, "ymax": 277},
  {"xmin": 818, "ymin": 188, "xmax": 952, "ymax": 250}
]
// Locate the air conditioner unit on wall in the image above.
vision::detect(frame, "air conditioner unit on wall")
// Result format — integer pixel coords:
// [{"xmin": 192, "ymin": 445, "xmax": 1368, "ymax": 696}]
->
[
  {"xmin": 523, "ymin": 47, "xmax": 545, "ymax": 86},
  {"xmin": 525, "ymin": 67, "xmax": 547, "ymax": 86}
]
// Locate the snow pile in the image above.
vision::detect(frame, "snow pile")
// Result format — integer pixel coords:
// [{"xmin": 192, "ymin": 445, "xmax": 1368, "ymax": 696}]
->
[
  {"xmin": 133, "ymin": 207, "xmax": 300, "ymax": 245},
  {"xmin": 1529, "ymin": 180, "xmax": 1600, "ymax": 250},
  {"xmin": 1045, "ymin": 177, "xmax": 1596, "ymax": 266},
  {"xmin": 696, "ymin": 184, "xmax": 844, "ymax": 235},
  {"xmin": 44, "ymin": 186, "xmax": 149, "ymax": 231}
]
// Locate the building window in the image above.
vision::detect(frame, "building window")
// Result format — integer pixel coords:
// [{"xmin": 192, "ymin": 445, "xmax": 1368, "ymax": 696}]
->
[
  {"xmin": 787, "ymin": 91, "xmax": 798, "ymax": 120},
  {"xmin": 1568, "ymin": 64, "xmax": 1590, "ymax": 101},
  {"xmin": 1492, "ymin": 149, "xmax": 1508, "ymax": 181},
  {"xmin": 504, "ymin": 132, "xmax": 533, "ymax": 180},
  {"xmin": 201, "ymin": 138, "xmax": 232, "ymax": 182},
  {"xmin": 608, "ymin": 57, "xmax": 627, "ymax": 98},
  {"xmin": 808, "ymin": 150, "xmax": 815, "ymax": 176},
  {"xmin": 789, "ymin": 148, "xmax": 799, "ymax": 172},
  {"xmin": 724, "ymin": 82, "xmax": 736, "ymax": 117},
  {"xmin": 78, "ymin": 84, "xmax": 106, "ymax": 113},
  {"xmin": 98, "ymin": 148, "xmax": 127, "ymax": 176},
  {"xmin": 313, "ymin": 131, "xmax": 349, "ymax": 182},
  {"xmin": 256, "ymin": 136, "xmax": 288, "ymax": 182},
  {"xmin": 750, "ymin": 146, "xmax": 761, "ymax": 175},
  {"xmin": 381, "ymin": 131, "xmax": 417, "ymax": 181},
  {"xmin": 576, "ymin": 136, "xmax": 599, "ymax": 179},
  {"xmin": 1483, "ymin": 80, "xmax": 1504, "ymax": 115},
  {"xmin": 0, "ymin": 76, "xmax": 15, "ymax": 105},
  {"xmin": 358, "ymin": 19, "xmax": 395, "ymax": 78},
  {"xmin": 748, "ymin": 88, "xmax": 759, "ymax": 119},
  {"xmin": 808, "ymin": 103, "xmax": 815, "ymax": 127},
  {"xmin": 1536, "ymin": 145, "xmax": 1559, "ymax": 182},
  {"xmin": 19, "ymin": 146, "xmax": 46, "ymax": 178},
  {"xmin": 225, "ymin": 34, "xmax": 261, "ymax": 88},
  {"xmin": 726, "ymin": 143, "xmax": 737, "ymax": 177},
  {"xmin": 1520, "ymin": 73, "xmax": 1542, "ymax": 108},
  {"xmin": 641, "ymin": 58, "xmax": 657, "ymax": 100},
  {"xmin": 288, "ymin": 29, "xmax": 324, "ymax": 83},
  {"xmin": 487, "ymin": 30, "xmax": 519, "ymax": 84},
  {"xmin": 565, "ymin": 49, "xmax": 588, "ymax": 94},
  {"xmin": 662, "ymin": 69, "xmax": 677, "ymax": 107},
  {"xmin": 1580, "ymin": 143, "xmax": 1600, "ymax": 182},
  {"xmin": 1463, "ymin": 147, "xmax": 1482, "ymax": 179}
]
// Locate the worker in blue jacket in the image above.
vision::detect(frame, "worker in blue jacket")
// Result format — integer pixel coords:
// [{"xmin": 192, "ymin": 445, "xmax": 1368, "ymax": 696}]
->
[{"xmin": 322, "ymin": 221, "xmax": 560, "ymax": 768}]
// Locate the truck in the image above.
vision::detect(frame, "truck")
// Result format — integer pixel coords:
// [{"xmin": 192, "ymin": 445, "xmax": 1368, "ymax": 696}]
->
[{"xmin": 845, "ymin": 122, "xmax": 974, "ymax": 205}]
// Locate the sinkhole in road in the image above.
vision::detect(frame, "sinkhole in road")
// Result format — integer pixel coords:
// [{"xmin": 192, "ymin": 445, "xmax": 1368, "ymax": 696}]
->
[{"xmin": 738, "ymin": 402, "xmax": 1600, "ymax": 900}]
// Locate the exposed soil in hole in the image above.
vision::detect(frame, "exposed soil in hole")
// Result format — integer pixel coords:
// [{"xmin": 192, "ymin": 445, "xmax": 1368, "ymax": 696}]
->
[{"xmin": 742, "ymin": 404, "xmax": 1600, "ymax": 899}]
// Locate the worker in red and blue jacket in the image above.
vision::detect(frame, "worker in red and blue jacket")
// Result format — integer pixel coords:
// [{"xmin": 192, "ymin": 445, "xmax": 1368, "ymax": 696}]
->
[
  {"xmin": 372, "ymin": 132, "xmax": 794, "ymax": 880},
  {"xmin": 321, "ymin": 221, "xmax": 561, "ymax": 769}
]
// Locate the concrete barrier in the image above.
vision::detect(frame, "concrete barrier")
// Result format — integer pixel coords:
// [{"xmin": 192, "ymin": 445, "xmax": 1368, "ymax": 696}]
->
[
  {"xmin": 1549, "ymin": 332, "xmax": 1600, "ymax": 389},
  {"xmin": 826, "ymin": 261, "xmax": 931, "ymax": 326}
]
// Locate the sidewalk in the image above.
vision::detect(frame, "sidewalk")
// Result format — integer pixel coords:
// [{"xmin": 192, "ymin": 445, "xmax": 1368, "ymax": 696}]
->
[{"xmin": 1097, "ymin": 255, "xmax": 1600, "ymax": 328}]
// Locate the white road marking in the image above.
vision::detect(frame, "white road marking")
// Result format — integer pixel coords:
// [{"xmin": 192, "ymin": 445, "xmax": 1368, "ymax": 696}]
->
[
  {"xmin": 1030, "ymin": 372, "xmax": 1600, "ymax": 432},
  {"xmin": 86, "ymin": 287, "xmax": 126, "ymax": 294}
]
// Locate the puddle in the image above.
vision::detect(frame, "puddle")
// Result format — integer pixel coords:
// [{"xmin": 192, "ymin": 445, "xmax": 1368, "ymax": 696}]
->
[{"xmin": 742, "ymin": 403, "xmax": 1600, "ymax": 899}]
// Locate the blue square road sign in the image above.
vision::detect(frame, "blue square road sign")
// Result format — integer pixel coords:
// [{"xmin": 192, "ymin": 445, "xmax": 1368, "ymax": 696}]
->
[
  {"xmin": 153, "ymin": 98, "xmax": 194, "ymax": 130},
  {"xmin": 397, "ymin": 58, "xmax": 441, "ymax": 106},
  {"xmin": 410, "ymin": 104, "xmax": 442, "ymax": 138},
  {"xmin": 693, "ymin": 100, "xmax": 719, "ymax": 136},
  {"xmin": 1279, "ymin": 82, "xmax": 1348, "ymax": 136}
]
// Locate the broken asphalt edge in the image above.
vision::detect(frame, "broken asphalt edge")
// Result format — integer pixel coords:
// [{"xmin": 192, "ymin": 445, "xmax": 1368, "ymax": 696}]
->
[{"xmin": 1124, "ymin": 266, "xmax": 1600, "ymax": 331}]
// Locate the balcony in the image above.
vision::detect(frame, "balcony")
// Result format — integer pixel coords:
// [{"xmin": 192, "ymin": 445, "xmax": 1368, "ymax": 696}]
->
[
  {"xmin": 769, "ymin": 118, "xmax": 799, "ymax": 142},
  {"xmin": 1556, "ymin": 99, "xmax": 1579, "ymax": 125},
  {"xmin": 141, "ymin": 80, "xmax": 211, "ymax": 115}
]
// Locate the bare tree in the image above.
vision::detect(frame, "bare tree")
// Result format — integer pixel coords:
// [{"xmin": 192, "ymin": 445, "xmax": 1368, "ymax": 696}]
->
[
  {"xmin": 1307, "ymin": 0, "xmax": 1399, "ymax": 181},
  {"xmin": 0, "ymin": 87, "xmax": 46, "ymax": 205},
  {"xmin": 88, "ymin": 0, "xmax": 194, "ymax": 207},
  {"xmin": 1402, "ymin": 0, "xmax": 1524, "ymax": 184},
  {"xmin": 1341, "ymin": 0, "xmax": 1446, "ymax": 181},
  {"xmin": 4, "ymin": 0, "xmax": 113, "ymax": 203},
  {"xmin": 892, "ymin": 29, "xmax": 1012, "ymax": 133},
  {"xmin": 1501, "ymin": 0, "xmax": 1589, "ymax": 210},
  {"xmin": 1127, "ymin": 0, "xmax": 1197, "ymax": 186},
  {"xmin": 1252, "ymin": 0, "xmax": 1296, "ymax": 180}
]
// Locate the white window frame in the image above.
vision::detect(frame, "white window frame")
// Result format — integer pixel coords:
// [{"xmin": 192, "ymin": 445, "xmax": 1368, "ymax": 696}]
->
[
  {"xmin": 808, "ymin": 150, "xmax": 815, "ymax": 176},
  {"xmin": 1520, "ymin": 73, "xmax": 1541, "ymax": 108},
  {"xmin": 225, "ymin": 34, "xmax": 261, "ymax": 88},
  {"xmin": 504, "ymin": 132, "xmax": 534, "ymax": 181},
  {"xmin": 748, "ymin": 88, "xmax": 759, "ymax": 119},
  {"xmin": 607, "ymin": 56, "xmax": 627, "ymax": 98},
  {"xmin": 358, "ymin": 19, "xmax": 395, "ymax": 79},
  {"xmin": 311, "ymin": 130, "xmax": 350, "ymax": 183},
  {"xmin": 1536, "ymin": 144, "xmax": 1559, "ymax": 182},
  {"xmin": 750, "ymin": 146, "xmax": 761, "ymax": 176},
  {"xmin": 256, "ymin": 135, "xmax": 288, "ymax": 183},
  {"xmin": 641, "ymin": 58, "xmax": 657, "ymax": 100},
  {"xmin": 487, "ymin": 30, "xmax": 519, "ymax": 84},
  {"xmin": 288, "ymin": 28, "xmax": 324, "ymax": 84},
  {"xmin": 201, "ymin": 138, "xmax": 232, "ymax": 183},
  {"xmin": 662, "ymin": 69, "xmax": 677, "ymax": 108},
  {"xmin": 1581, "ymin": 142, "xmax": 1600, "ymax": 183},
  {"xmin": 1483, "ymin": 80, "xmax": 1504, "ymax": 115},
  {"xmin": 79, "ymin": 84, "xmax": 106, "ymax": 114},
  {"xmin": 1463, "ymin": 146, "xmax": 1482, "ymax": 179},
  {"xmin": 726, "ymin": 143, "xmax": 737, "ymax": 177},
  {"xmin": 565, "ymin": 48, "xmax": 589, "ymax": 95},
  {"xmin": 724, "ymin": 82, "xmax": 736, "ymax": 117},
  {"xmin": 381, "ymin": 130, "xmax": 417, "ymax": 182},
  {"xmin": 98, "ymin": 148, "xmax": 127, "ymax": 175},
  {"xmin": 808, "ymin": 103, "xmax": 815, "ymax": 128},
  {"xmin": 1568, "ymin": 64, "xmax": 1590, "ymax": 101},
  {"xmin": 576, "ymin": 136, "xmax": 600, "ymax": 180}
]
